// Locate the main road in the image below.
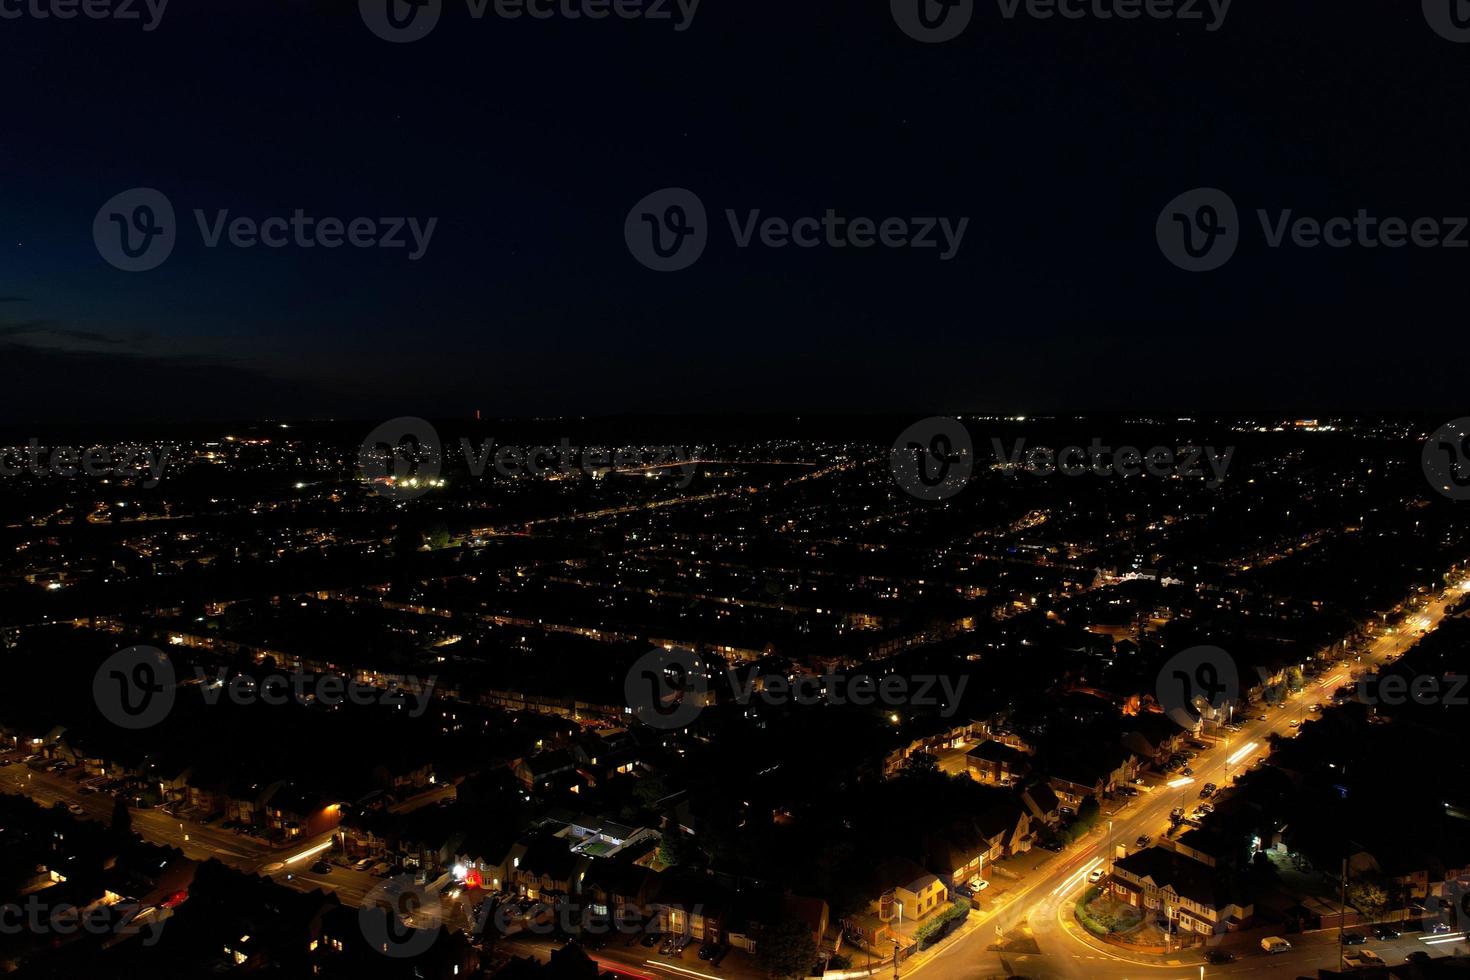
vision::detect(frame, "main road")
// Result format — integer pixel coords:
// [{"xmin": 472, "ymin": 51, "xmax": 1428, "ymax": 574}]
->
[{"xmin": 908, "ymin": 581, "xmax": 1466, "ymax": 980}]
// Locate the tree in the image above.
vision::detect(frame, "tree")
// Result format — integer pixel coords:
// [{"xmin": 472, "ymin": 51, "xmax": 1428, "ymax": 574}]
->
[
  {"xmin": 897, "ymin": 751, "xmax": 941, "ymax": 781},
  {"xmin": 757, "ymin": 916, "xmax": 817, "ymax": 980},
  {"xmin": 1347, "ymin": 880, "xmax": 1390, "ymax": 921},
  {"xmin": 111, "ymin": 796, "xmax": 132, "ymax": 838}
]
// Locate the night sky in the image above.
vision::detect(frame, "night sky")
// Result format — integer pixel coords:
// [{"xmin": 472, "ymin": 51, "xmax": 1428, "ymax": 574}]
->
[{"xmin": 4, "ymin": 1, "xmax": 1469, "ymax": 422}]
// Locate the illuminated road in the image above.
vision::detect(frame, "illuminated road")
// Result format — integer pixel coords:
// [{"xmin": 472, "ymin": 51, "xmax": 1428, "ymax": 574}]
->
[{"xmin": 904, "ymin": 583, "xmax": 1465, "ymax": 980}]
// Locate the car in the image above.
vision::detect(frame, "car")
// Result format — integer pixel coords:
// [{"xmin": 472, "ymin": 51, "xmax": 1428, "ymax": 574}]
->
[
  {"xmin": 582, "ymin": 933, "xmax": 606, "ymax": 950},
  {"xmin": 66, "ymin": 803, "xmax": 85, "ymax": 816},
  {"xmin": 1131, "ymin": 776, "xmax": 1146, "ymax": 785},
  {"xmin": 969, "ymin": 877, "xmax": 990, "ymax": 891},
  {"xmin": 1206, "ymin": 949, "xmax": 1236, "ymax": 964},
  {"xmin": 353, "ymin": 857, "xmax": 374, "ymax": 871},
  {"xmin": 1343, "ymin": 950, "xmax": 1384, "ymax": 969},
  {"xmin": 1118, "ymin": 786, "xmax": 1138, "ymax": 797},
  {"xmin": 1135, "ymin": 835, "xmax": 1151, "ymax": 847},
  {"xmin": 1341, "ymin": 931, "xmax": 1367, "ymax": 945},
  {"xmin": 1309, "ymin": 703, "xmax": 1323, "ymax": 712},
  {"xmin": 1201, "ymin": 783, "xmax": 1217, "ymax": 797},
  {"xmin": 1289, "ymin": 720, "xmax": 1302, "ymax": 729},
  {"xmin": 1087, "ymin": 868, "xmax": 1106, "ymax": 884},
  {"xmin": 1170, "ymin": 807, "xmax": 1185, "ymax": 821},
  {"xmin": 1256, "ymin": 714, "xmax": 1268, "ymax": 721},
  {"xmin": 1038, "ymin": 839, "xmax": 1063, "ymax": 852},
  {"xmin": 311, "ymin": 860, "xmax": 332, "ymax": 874},
  {"xmin": 1181, "ymin": 766, "xmax": 1195, "ymax": 776},
  {"xmin": 655, "ymin": 934, "xmax": 673, "ymax": 953},
  {"xmin": 1426, "ymin": 920, "xmax": 1452, "ymax": 934},
  {"xmin": 1261, "ymin": 936, "xmax": 1292, "ymax": 954},
  {"xmin": 699, "ymin": 943, "xmax": 717, "ymax": 960},
  {"xmin": 1373, "ymin": 925, "xmax": 1401, "ymax": 940}
]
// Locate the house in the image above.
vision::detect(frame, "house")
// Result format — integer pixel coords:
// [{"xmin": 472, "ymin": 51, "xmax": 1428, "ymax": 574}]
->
[
  {"xmin": 513, "ymin": 833, "xmax": 592, "ymax": 901},
  {"xmin": 966, "ymin": 740, "xmax": 1031, "ymax": 786},
  {"xmin": 783, "ymin": 894, "xmax": 831, "ymax": 951},
  {"xmin": 1045, "ymin": 749, "xmax": 1133, "ymax": 812},
  {"xmin": 1108, "ymin": 847, "xmax": 1253, "ymax": 935},
  {"xmin": 513, "ymin": 751, "xmax": 580, "ymax": 793},
  {"xmin": 1021, "ymin": 782, "xmax": 1063, "ymax": 828},
  {"xmin": 847, "ymin": 857, "xmax": 950, "ymax": 949},
  {"xmin": 976, "ymin": 799, "xmax": 1032, "ymax": 858},
  {"xmin": 1121, "ymin": 715, "xmax": 1188, "ymax": 768},
  {"xmin": 881, "ymin": 859, "xmax": 947, "ymax": 923}
]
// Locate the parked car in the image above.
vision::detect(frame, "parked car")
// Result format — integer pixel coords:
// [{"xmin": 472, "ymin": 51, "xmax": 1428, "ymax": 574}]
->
[
  {"xmin": 1374, "ymin": 925, "xmax": 1401, "ymax": 940},
  {"xmin": 1135, "ymin": 835, "xmax": 1151, "ymax": 847},
  {"xmin": 310, "ymin": 860, "xmax": 332, "ymax": 875},
  {"xmin": 66, "ymin": 803, "xmax": 85, "ymax": 816},
  {"xmin": 1201, "ymin": 783, "xmax": 1217, "ymax": 797},
  {"xmin": 1341, "ymin": 931, "xmax": 1367, "ymax": 945},
  {"xmin": 1038, "ymin": 839, "xmax": 1064, "ymax": 852},
  {"xmin": 1261, "ymin": 937, "xmax": 1292, "ymax": 954},
  {"xmin": 353, "ymin": 857, "xmax": 374, "ymax": 871},
  {"xmin": 969, "ymin": 877, "xmax": 990, "ymax": 891},
  {"xmin": 1181, "ymin": 766, "xmax": 1195, "ymax": 776},
  {"xmin": 1206, "ymin": 949, "xmax": 1236, "ymax": 964},
  {"xmin": 1087, "ymin": 868, "xmax": 1106, "ymax": 884},
  {"xmin": 1343, "ymin": 950, "xmax": 1384, "ymax": 969}
]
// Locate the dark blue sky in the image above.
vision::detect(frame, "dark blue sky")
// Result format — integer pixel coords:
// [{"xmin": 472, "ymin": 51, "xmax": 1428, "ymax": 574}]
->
[{"xmin": 4, "ymin": 1, "xmax": 1468, "ymax": 422}]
